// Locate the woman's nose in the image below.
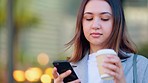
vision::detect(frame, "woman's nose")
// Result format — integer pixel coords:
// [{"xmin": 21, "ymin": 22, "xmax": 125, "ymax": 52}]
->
[{"xmin": 92, "ymin": 19, "xmax": 101, "ymax": 29}]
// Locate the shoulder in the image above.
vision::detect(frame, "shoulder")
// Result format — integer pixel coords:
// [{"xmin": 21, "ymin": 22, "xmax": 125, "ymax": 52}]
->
[
  {"xmin": 136, "ymin": 55, "xmax": 148, "ymax": 72},
  {"xmin": 135, "ymin": 54, "xmax": 148, "ymax": 82},
  {"xmin": 126, "ymin": 53, "xmax": 148, "ymax": 66},
  {"xmin": 136, "ymin": 54, "xmax": 148, "ymax": 70},
  {"xmin": 126, "ymin": 53, "xmax": 148, "ymax": 75},
  {"xmin": 125, "ymin": 53, "xmax": 148, "ymax": 82},
  {"xmin": 125, "ymin": 53, "xmax": 148, "ymax": 62},
  {"xmin": 123, "ymin": 53, "xmax": 148, "ymax": 75},
  {"xmin": 137, "ymin": 55, "xmax": 148, "ymax": 64}
]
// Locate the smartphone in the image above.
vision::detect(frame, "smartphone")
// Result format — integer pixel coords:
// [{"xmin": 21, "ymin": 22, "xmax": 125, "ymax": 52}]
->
[{"xmin": 53, "ymin": 60, "xmax": 78, "ymax": 82}]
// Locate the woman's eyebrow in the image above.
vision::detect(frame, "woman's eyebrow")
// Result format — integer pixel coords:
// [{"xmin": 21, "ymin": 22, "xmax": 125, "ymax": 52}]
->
[
  {"xmin": 84, "ymin": 12, "xmax": 112, "ymax": 16},
  {"xmin": 84, "ymin": 12, "xmax": 93, "ymax": 15},
  {"xmin": 100, "ymin": 12, "xmax": 112, "ymax": 16}
]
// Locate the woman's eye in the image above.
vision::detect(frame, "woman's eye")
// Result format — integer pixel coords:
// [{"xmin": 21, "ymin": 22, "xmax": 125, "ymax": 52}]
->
[
  {"xmin": 86, "ymin": 18, "xmax": 93, "ymax": 21},
  {"xmin": 101, "ymin": 18, "xmax": 109, "ymax": 21}
]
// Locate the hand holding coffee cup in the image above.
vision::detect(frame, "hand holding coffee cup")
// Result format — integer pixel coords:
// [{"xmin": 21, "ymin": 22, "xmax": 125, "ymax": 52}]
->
[{"xmin": 96, "ymin": 49, "xmax": 117, "ymax": 80}]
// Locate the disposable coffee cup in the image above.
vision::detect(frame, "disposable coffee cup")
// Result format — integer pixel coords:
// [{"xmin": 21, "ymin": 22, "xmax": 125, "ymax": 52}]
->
[{"xmin": 96, "ymin": 49, "xmax": 117, "ymax": 80}]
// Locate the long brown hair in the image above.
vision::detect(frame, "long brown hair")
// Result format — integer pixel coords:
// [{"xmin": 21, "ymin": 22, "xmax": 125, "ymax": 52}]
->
[{"xmin": 66, "ymin": 0, "xmax": 137, "ymax": 63}]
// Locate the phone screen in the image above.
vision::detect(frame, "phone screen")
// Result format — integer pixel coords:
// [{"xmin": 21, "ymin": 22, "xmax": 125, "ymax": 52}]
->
[{"xmin": 53, "ymin": 60, "xmax": 78, "ymax": 82}]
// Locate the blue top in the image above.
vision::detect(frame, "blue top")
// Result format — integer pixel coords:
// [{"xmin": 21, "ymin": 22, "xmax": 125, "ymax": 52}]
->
[{"xmin": 71, "ymin": 52, "xmax": 148, "ymax": 83}]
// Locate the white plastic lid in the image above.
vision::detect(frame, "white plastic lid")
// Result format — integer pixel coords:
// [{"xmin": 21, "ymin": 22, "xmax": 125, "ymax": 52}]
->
[
  {"xmin": 101, "ymin": 74, "xmax": 114, "ymax": 80},
  {"xmin": 96, "ymin": 49, "xmax": 117, "ymax": 56}
]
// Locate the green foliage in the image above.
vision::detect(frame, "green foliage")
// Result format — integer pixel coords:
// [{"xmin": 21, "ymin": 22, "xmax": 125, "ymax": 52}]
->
[
  {"xmin": 64, "ymin": 0, "xmax": 81, "ymax": 16},
  {"xmin": 14, "ymin": 11, "xmax": 39, "ymax": 29},
  {"xmin": 0, "ymin": 0, "xmax": 6, "ymax": 27},
  {"xmin": 13, "ymin": 0, "xmax": 39, "ymax": 28},
  {"xmin": 0, "ymin": 0, "xmax": 39, "ymax": 28},
  {"xmin": 138, "ymin": 43, "xmax": 148, "ymax": 58}
]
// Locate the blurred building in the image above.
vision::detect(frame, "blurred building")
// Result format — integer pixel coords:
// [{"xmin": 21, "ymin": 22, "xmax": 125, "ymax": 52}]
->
[
  {"xmin": 0, "ymin": 0, "xmax": 81, "ymax": 67},
  {"xmin": 124, "ymin": 0, "xmax": 148, "ymax": 45},
  {"xmin": 0, "ymin": 0, "xmax": 148, "ymax": 82},
  {"xmin": 0, "ymin": 0, "xmax": 148, "ymax": 65},
  {"xmin": 0, "ymin": 0, "xmax": 148, "ymax": 74}
]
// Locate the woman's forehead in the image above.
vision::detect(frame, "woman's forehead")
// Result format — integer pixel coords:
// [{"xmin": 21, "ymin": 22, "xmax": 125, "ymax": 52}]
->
[{"xmin": 84, "ymin": 0, "xmax": 112, "ymax": 14}]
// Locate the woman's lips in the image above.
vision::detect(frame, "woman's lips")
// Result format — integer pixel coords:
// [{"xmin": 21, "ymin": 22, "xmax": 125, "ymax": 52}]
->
[{"xmin": 90, "ymin": 33, "xmax": 103, "ymax": 38}]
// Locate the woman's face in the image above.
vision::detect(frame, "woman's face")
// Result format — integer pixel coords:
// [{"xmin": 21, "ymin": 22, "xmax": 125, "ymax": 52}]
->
[{"xmin": 82, "ymin": 0, "xmax": 113, "ymax": 50}]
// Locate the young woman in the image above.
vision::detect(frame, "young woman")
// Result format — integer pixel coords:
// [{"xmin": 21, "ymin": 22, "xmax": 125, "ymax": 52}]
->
[{"xmin": 52, "ymin": 0, "xmax": 148, "ymax": 83}]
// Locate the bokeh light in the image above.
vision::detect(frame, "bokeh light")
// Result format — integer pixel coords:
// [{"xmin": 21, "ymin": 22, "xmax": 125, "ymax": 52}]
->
[
  {"xmin": 13, "ymin": 70, "xmax": 25, "ymax": 82},
  {"xmin": 25, "ymin": 67, "xmax": 42, "ymax": 82},
  {"xmin": 37, "ymin": 53, "xmax": 49, "ymax": 65},
  {"xmin": 40, "ymin": 74, "xmax": 51, "ymax": 83},
  {"xmin": 45, "ymin": 67, "xmax": 54, "ymax": 79}
]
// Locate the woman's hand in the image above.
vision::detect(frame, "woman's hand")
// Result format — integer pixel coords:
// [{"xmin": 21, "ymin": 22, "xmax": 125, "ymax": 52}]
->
[
  {"xmin": 102, "ymin": 55, "xmax": 126, "ymax": 83},
  {"xmin": 52, "ymin": 67, "xmax": 80, "ymax": 83}
]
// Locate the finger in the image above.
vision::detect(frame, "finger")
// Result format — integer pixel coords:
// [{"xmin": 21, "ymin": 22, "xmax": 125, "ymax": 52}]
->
[
  {"xmin": 52, "ymin": 67, "xmax": 58, "ymax": 79},
  {"xmin": 57, "ymin": 70, "xmax": 72, "ymax": 81},
  {"xmin": 103, "ymin": 56, "xmax": 124, "ymax": 80},
  {"xmin": 103, "ymin": 68, "xmax": 116, "ymax": 77},
  {"xmin": 102, "ymin": 60, "xmax": 122, "ymax": 78},
  {"xmin": 104, "ymin": 55, "xmax": 122, "ymax": 68},
  {"xmin": 102, "ymin": 62, "xmax": 119, "ymax": 72},
  {"xmin": 68, "ymin": 79, "xmax": 81, "ymax": 83},
  {"xmin": 103, "ymin": 65, "xmax": 122, "ymax": 80}
]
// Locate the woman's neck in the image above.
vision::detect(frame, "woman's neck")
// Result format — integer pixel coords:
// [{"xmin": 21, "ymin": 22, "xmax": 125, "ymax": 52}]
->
[{"xmin": 90, "ymin": 45, "xmax": 103, "ymax": 54}]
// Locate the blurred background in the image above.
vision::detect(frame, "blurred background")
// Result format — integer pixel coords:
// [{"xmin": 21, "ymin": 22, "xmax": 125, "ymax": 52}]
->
[{"xmin": 0, "ymin": 0, "xmax": 148, "ymax": 83}]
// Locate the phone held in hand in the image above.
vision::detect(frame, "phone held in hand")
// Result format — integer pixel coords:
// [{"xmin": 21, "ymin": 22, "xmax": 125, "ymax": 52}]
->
[{"xmin": 53, "ymin": 60, "xmax": 78, "ymax": 82}]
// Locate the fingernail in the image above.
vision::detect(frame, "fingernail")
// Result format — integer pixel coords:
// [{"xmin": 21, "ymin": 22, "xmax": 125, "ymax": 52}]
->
[
  {"xmin": 102, "ymin": 63, "xmax": 106, "ymax": 68},
  {"xmin": 68, "ymin": 70, "xmax": 71, "ymax": 73}
]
